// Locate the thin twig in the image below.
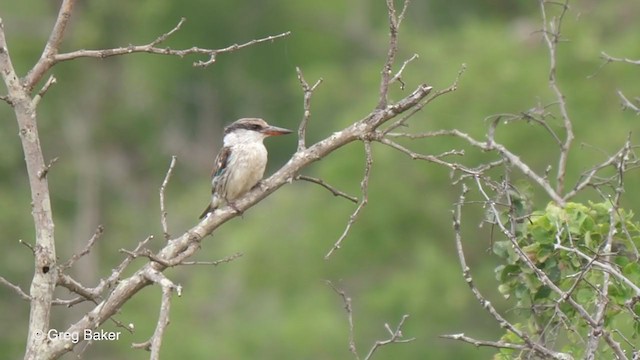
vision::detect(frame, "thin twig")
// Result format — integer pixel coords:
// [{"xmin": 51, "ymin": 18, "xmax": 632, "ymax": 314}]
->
[
  {"xmin": 19, "ymin": 239, "xmax": 35, "ymax": 254},
  {"xmin": 32, "ymin": 75, "xmax": 57, "ymax": 107},
  {"xmin": 377, "ymin": 0, "xmax": 411, "ymax": 109},
  {"xmin": 53, "ymin": 18, "xmax": 290, "ymax": 69},
  {"xmin": 616, "ymin": 90, "xmax": 640, "ymax": 114},
  {"xmin": 383, "ymin": 64, "xmax": 465, "ymax": 135},
  {"xmin": 327, "ymin": 281, "xmax": 359, "ymax": 359},
  {"xmin": 132, "ymin": 269, "xmax": 182, "ymax": 359},
  {"xmin": 389, "ymin": 53, "xmax": 419, "ymax": 90},
  {"xmin": 160, "ymin": 156, "xmax": 177, "ymax": 241},
  {"xmin": 180, "ymin": 252, "xmax": 243, "ymax": 266},
  {"xmin": 24, "ymin": 0, "xmax": 76, "ymax": 90},
  {"xmin": 325, "ymin": 140, "xmax": 373, "ymax": 259},
  {"xmin": 378, "ymin": 137, "xmax": 474, "ymax": 175},
  {"xmin": 0, "ymin": 276, "xmax": 31, "ymax": 301},
  {"xmin": 296, "ymin": 67, "xmax": 323, "ymax": 151},
  {"xmin": 37, "ymin": 156, "xmax": 59, "ymax": 179},
  {"xmin": 60, "ymin": 225, "xmax": 104, "ymax": 270},
  {"xmin": 0, "ymin": 93, "xmax": 11, "ymax": 105},
  {"xmin": 363, "ymin": 315, "xmax": 414, "ymax": 360},
  {"xmin": 540, "ymin": 0, "xmax": 573, "ymax": 195},
  {"xmin": 563, "ymin": 139, "xmax": 632, "ymax": 201},
  {"xmin": 440, "ymin": 333, "xmax": 527, "ymax": 351},
  {"xmin": 389, "ymin": 128, "xmax": 566, "ymax": 205},
  {"xmin": 600, "ymin": 52, "xmax": 640, "ymax": 66},
  {"xmin": 295, "ymin": 175, "xmax": 358, "ymax": 203}
]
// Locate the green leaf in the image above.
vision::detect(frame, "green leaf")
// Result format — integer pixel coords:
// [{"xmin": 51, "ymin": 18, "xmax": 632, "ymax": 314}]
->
[
  {"xmin": 493, "ymin": 241, "xmax": 511, "ymax": 259},
  {"xmin": 498, "ymin": 284, "xmax": 511, "ymax": 299},
  {"xmin": 575, "ymin": 288, "xmax": 594, "ymax": 305},
  {"xmin": 534, "ymin": 285, "xmax": 551, "ymax": 300},
  {"xmin": 499, "ymin": 264, "xmax": 521, "ymax": 282}
]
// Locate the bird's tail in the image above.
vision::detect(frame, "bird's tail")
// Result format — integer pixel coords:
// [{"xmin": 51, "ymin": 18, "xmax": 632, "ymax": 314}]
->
[{"xmin": 198, "ymin": 204, "xmax": 213, "ymax": 219}]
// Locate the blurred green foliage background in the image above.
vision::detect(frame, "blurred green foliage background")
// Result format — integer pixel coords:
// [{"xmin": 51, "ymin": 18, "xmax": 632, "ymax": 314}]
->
[{"xmin": 1, "ymin": 0, "xmax": 639, "ymax": 359}]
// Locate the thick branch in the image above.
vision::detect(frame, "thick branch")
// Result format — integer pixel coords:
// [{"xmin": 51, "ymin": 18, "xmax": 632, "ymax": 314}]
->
[{"xmin": 0, "ymin": 17, "xmax": 58, "ymax": 360}]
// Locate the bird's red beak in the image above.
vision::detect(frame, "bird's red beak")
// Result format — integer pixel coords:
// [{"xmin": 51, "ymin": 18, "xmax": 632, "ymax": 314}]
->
[{"xmin": 262, "ymin": 125, "xmax": 292, "ymax": 136}]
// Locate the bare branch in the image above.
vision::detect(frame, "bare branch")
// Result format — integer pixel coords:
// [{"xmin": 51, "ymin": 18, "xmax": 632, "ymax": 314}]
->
[
  {"xmin": 160, "ymin": 156, "xmax": 177, "ymax": 241},
  {"xmin": 24, "ymin": 0, "xmax": 76, "ymax": 90},
  {"xmin": 295, "ymin": 175, "xmax": 358, "ymax": 203},
  {"xmin": 600, "ymin": 51, "xmax": 640, "ymax": 66},
  {"xmin": 383, "ymin": 64, "xmax": 465, "ymax": 135},
  {"xmin": 377, "ymin": 0, "xmax": 411, "ymax": 109},
  {"xmin": 180, "ymin": 252, "xmax": 243, "ymax": 266},
  {"xmin": 363, "ymin": 315, "xmax": 414, "ymax": 360},
  {"xmin": 616, "ymin": 90, "xmax": 640, "ymax": 114},
  {"xmin": 378, "ymin": 137, "xmax": 473, "ymax": 175},
  {"xmin": 60, "ymin": 225, "xmax": 104, "ymax": 271},
  {"xmin": 563, "ymin": 139, "xmax": 632, "ymax": 201},
  {"xmin": 57, "ymin": 274, "xmax": 100, "ymax": 302},
  {"xmin": 131, "ymin": 270, "xmax": 181, "ymax": 359},
  {"xmin": 540, "ymin": 0, "xmax": 573, "ymax": 195},
  {"xmin": 325, "ymin": 140, "xmax": 373, "ymax": 259},
  {"xmin": 296, "ymin": 67, "xmax": 323, "ymax": 151},
  {"xmin": 0, "ymin": 93, "xmax": 11, "ymax": 105},
  {"xmin": 440, "ymin": 333, "xmax": 527, "ymax": 351},
  {"xmin": 19, "ymin": 239, "xmax": 35, "ymax": 254},
  {"xmin": 192, "ymin": 31, "xmax": 291, "ymax": 67},
  {"xmin": 32, "ymin": 75, "xmax": 57, "ymax": 107},
  {"xmin": 0, "ymin": 275, "xmax": 31, "ymax": 301},
  {"xmin": 389, "ymin": 128, "xmax": 565, "ymax": 205},
  {"xmin": 36, "ymin": 156, "xmax": 59, "ymax": 179},
  {"xmin": 53, "ymin": 18, "xmax": 290, "ymax": 69},
  {"xmin": 389, "ymin": 53, "xmax": 419, "ymax": 90},
  {"xmin": 327, "ymin": 281, "xmax": 359, "ymax": 359}
]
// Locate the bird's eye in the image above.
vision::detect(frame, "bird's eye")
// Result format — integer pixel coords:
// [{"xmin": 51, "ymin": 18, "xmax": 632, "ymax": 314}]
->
[{"xmin": 250, "ymin": 124, "xmax": 262, "ymax": 131}]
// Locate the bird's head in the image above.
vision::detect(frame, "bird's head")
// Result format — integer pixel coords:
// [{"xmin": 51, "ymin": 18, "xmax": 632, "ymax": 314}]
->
[{"xmin": 223, "ymin": 118, "xmax": 292, "ymax": 145}]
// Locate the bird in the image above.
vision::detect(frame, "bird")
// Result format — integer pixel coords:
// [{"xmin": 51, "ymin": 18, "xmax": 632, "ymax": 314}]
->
[{"xmin": 199, "ymin": 118, "xmax": 292, "ymax": 219}]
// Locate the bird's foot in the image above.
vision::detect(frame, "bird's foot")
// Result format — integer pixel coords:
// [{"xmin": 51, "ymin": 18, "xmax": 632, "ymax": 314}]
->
[
  {"xmin": 252, "ymin": 180, "xmax": 268, "ymax": 191},
  {"xmin": 229, "ymin": 201, "xmax": 244, "ymax": 216}
]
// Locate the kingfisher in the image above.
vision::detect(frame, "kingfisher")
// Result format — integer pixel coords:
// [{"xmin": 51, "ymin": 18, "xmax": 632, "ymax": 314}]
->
[{"xmin": 199, "ymin": 118, "xmax": 292, "ymax": 219}]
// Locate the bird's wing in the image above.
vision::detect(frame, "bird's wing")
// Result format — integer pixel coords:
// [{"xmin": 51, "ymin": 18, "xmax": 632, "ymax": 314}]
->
[
  {"xmin": 211, "ymin": 146, "xmax": 231, "ymax": 193},
  {"xmin": 211, "ymin": 146, "xmax": 232, "ymax": 180}
]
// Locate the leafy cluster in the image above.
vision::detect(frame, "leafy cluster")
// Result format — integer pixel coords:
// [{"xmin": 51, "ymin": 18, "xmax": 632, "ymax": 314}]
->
[{"xmin": 493, "ymin": 201, "xmax": 640, "ymax": 358}]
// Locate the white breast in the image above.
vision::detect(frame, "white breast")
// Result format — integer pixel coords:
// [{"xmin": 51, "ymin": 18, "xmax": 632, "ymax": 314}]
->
[{"xmin": 224, "ymin": 142, "xmax": 268, "ymax": 200}]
